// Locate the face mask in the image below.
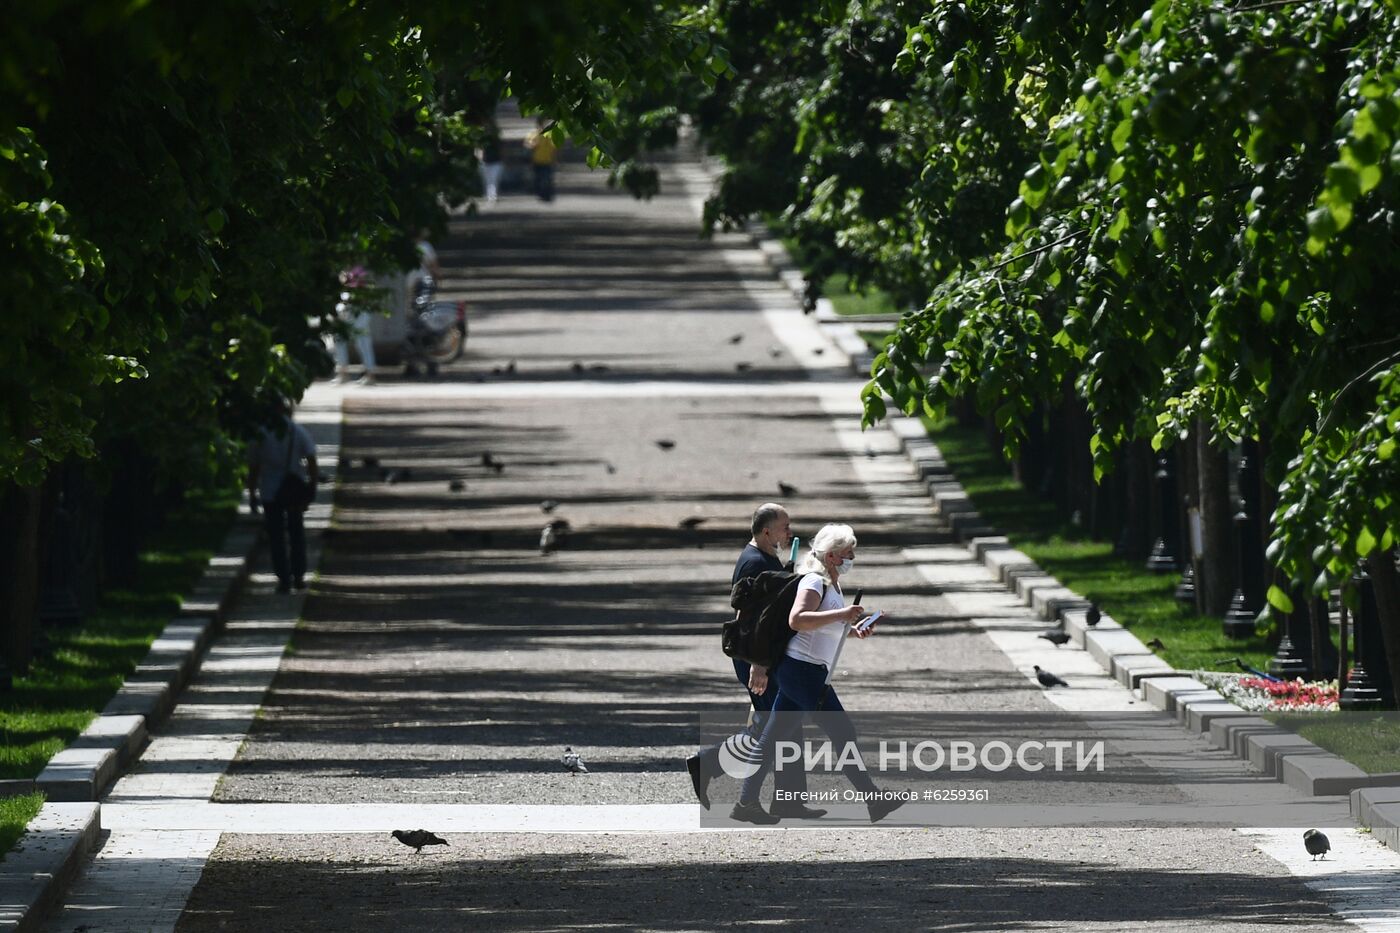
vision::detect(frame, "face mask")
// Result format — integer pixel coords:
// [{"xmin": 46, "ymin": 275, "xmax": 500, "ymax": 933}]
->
[{"xmin": 836, "ymin": 557, "xmax": 853, "ymax": 576}]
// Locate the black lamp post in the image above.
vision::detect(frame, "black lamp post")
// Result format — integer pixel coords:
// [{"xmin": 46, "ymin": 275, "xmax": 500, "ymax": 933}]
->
[
  {"xmin": 1268, "ymin": 581, "xmax": 1311, "ymax": 679},
  {"xmin": 1341, "ymin": 568, "xmax": 1393, "ymax": 709},
  {"xmin": 1222, "ymin": 445, "xmax": 1263, "ymax": 639},
  {"xmin": 1146, "ymin": 452, "xmax": 1180, "ymax": 573}
]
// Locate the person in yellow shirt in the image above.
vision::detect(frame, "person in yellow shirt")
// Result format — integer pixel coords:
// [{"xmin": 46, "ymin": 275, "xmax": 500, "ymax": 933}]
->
[{"xmin": 525, "ymin": 118, "xmax": 559, "ymax": 202}]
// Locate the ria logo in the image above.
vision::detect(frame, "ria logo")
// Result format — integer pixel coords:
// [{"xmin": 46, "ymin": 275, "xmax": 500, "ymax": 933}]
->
[{"xmin": 717, "ymin": 733, "xmax": 765, "ymax": 779}]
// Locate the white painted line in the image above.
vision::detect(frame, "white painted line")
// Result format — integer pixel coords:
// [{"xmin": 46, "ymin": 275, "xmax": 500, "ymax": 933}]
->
[{"xmin": 102, "ymin": 803, "xmax": 710, "ymax": 835}]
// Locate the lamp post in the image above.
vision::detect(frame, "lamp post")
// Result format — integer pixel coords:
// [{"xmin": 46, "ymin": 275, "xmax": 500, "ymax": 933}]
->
[
  {"xmin": 1222, "ymin": 445, "xmax": 1262, "ymax": 639},
  {"xmin": 1340, "ymin": 568, "xmax": 1392, "ymax": 709},
  {"xmin": 1146, "ymin": 452, "xmax": 1179, "ymax": 573},
  {"xmin": 1268, "ymin": 580, "xmax": 1311, "ymax": 679}
]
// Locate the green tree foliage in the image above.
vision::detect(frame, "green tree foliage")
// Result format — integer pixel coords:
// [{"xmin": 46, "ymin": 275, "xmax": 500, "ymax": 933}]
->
[
  {"xmin": 672, "ymin": 0, "xmax": 1400, "ymax": 611},
  {"xmin": 1, "ymin": 0, "xmax": 709, "ymax": 490}
]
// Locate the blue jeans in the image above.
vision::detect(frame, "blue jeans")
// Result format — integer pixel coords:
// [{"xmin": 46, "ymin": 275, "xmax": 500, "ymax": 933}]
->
[
  {"xmin": 739, "ymin": 657, "xmax": 877, "ymax": 805},
  {"xmin": 693, "ymin": 658, "xmax": 808, "ymax": 798}
]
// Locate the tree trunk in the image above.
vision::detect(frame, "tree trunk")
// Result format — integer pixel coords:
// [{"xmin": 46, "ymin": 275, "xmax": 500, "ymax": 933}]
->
[
  {"xmin": 0, "ymin": 482, "xmax": 44, "ymax": 675},
  {"xmin": 1365, "ymin": 549, "xmax": 1400, "ymax": 709},
  {"xmin": 1196, "ymin": 429, "xmax": 1234, "ymax": 615}
]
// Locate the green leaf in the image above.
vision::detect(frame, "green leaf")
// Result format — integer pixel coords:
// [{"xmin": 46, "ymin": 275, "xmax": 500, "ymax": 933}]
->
[
  {"xmin": 1357, "ymin": 525, "xmax": 1378, "ymax": 557},
  {"xmin": 1380, "ymin": 438, "xmax": 1396, "ymax": 461},
  {"xmin": 336, "ymin": 86, "xmax": 355, "ymax": 109},
  {"xmin": 1266, "ymin": 585, "xmax": 1294, "ymax": 614},
  {"xmin": 1111, "ymin": 118, "xmax": 1133, "ymax": 154}
]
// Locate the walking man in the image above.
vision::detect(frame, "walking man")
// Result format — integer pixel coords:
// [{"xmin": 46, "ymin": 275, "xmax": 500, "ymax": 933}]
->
[
  {"xmin": 686, "ymin": 503, "xmax": 826, "ymax": 820},
  {"xmin": 248, "ymin": 399, "xmax": 318, "ymax": 594}
]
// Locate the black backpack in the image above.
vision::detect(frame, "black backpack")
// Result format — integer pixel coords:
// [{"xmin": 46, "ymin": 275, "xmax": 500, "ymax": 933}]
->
[{"xmin": 722, "ymin": 570, "xmax": 825, "ymax": 667}]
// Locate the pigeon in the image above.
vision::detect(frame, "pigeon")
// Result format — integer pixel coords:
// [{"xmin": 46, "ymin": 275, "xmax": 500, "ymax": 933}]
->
[
  {"xmin": 812, "ymin": 347, "xmax": 825, "ymax": 356},
  {"xmin": 735, "ymin": 362, "xmax": 753, "ymax": 372},
  {"xmin": 655, "ymin": 439, "xmax": 676, "ymax": 451},
  {"xmin": 605, "ymin": 462, "xmax": 617, "ymax": 475},
  {"xmin": 392, "ymin": 829, "xmax": 449, "ymax": 853},
  {"xmin": 482, "ymin": 452, "xmax": 505, "ymax": 473},
  {"xmin": 541, "ymin": 499, "xmax": 559, "ymax": 513},
  {"xmin": 448, "ymin": 479, "xmax": 465, "ymax": 493},
  {"xmin": 562, "ymin": 747, "xmax": 588, "ymax": 775},
  {"xmin": 1145, "ymin": 637, "xmax": 1165, "ymax": 651},
  {"xmin": 1034, "ymin": 665, "xmax": 1069, "ymax": 688},
  {"xmin": 540, "ymin": 524, "xmax": 559, "ymax": 555},
  {"xmin": 1085, "ymin": 603, "xmax": 1101, "ymax": 627},
  {"xmin": 767, "ymin": 345, "xmax": 783, "ymax": 359},
  {"xmin": 1303, "ymin": 829, "xmax": 1330, "ymax": 860},
  {"xmin": 505, "ymin": 360, "xmax": 517, "ymax": 374},
  {"xmin": 1039, "ymin": 631, "xmax": 1071, "ymax": 647},
  {"xmin": 777, "ymin": 481, "xmax": 799, "ymax": 497},
  {"xmin": 678, "ymin": 516, "xmax": 707, "ymax": 530},
  {"xmin": 363, "ymin": 456, "xmax": 380, "ymax": 469},
  {"xmin": 864, "ymin": 445, "xmax": 876, "ymax": 459},
  {"xmin": 728, "ymin": 333, "xmax": 744, "ymax": 344},
  {"xmin": 546, "ymin": 518, "xmax": 572, "ymax": 532},
  {"xmin": 589, "ymin": 364, "xmax": 610, "ymax": 373},
  {"xmin": 571, "ymin": 361, "xmax": 585, "ymax": 373}
]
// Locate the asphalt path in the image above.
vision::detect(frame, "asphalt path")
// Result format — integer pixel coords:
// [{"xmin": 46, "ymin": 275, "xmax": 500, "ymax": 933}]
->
[{"xmin": 158, "ymin": 153, "xmax": 1380, "ymax": 930}]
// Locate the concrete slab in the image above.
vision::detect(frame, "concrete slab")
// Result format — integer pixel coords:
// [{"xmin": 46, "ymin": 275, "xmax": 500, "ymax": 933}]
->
[
  {"xmin": 1110, "ymin": 653, "xmax": 1175, "ymax": 689},
  {"xmin": 1084, "ymin": 628, "xmax": 1153, "ymax": 669},
  {"xmin": 1181, "ymin": 697, "xmax": 1243, "ymax": 733},
  {"xmin": 1140, "ymin": 676, "xmax": 1210, "ymax": 712},
  {"xmin": 1246, "ymin": 731, "xmax": 1329, "ymax": 777},
  {"xmin": 69, "ymin": 714, "xmax": 147, "ymax": 768},
  {"xmin": 1281, "ymin": 752, "xmax": 1373, "ymax": 797},
  {"xmin": 983, "ymin": 547, "xmax": 1036, "ymax": 584},
  {"xmin": 0, "ymin": 803, "xmax": 100, "ymax": 933},
  {"xmin": 36, "ymin": 748, "xmax": 117, "ymax": 802},
  {"xmin": 1207, "ymin": 715, "xmax": 1277, "ymax": 757}
]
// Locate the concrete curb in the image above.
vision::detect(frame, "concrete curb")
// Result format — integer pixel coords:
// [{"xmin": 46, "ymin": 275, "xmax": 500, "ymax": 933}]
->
[
  {"xmin": 0, "ymin": 803, "xmax": 100, "ymax": 933},
  {"xmin": 34, "ymin": 513, "xmax": 260, "ymax": 803},
  {"xmin": 880, "ymin": 410, "xmax": 1400, "ymax": 820},
  {"xmin": 3, "ymin": 503, "xmax": 263, "ymax": 930}
]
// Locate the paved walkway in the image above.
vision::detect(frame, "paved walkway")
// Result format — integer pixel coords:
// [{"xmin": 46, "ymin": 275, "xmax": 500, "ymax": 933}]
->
[{"xmin": 42, "ymin": 146, "xmax": 1400, "ymax": 932}]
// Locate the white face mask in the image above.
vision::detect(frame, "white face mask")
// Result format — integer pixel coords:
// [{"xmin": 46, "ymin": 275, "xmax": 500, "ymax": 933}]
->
[{"xmin": 836, "ymin": 557, "xmax": 853, "ymax": 576}]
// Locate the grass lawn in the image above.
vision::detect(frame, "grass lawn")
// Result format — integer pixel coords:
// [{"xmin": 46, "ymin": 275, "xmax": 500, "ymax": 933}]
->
[
  {"xmin": 0, "ymin": 485, "xmax": 239, "ymax": 857},
  {"xmin": 1279, "ymin": 714, "xmax": 1400, "ymax": 775},
  {"xmin": 921, "ymin": 416, "xmax": 1275, "ymax": 675},
  {"xmin": 824, "ymin": 273, "xmax": 900, "ymax": 317}
]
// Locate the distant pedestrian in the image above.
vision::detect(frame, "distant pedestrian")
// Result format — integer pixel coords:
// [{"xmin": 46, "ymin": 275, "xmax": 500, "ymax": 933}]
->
[
  {"xmin": 248, "ymin": 399, "xmax": 318, "ymax": 594},
  {"xmin": 404, "ymin": 230, "xmax": 443, "ymax": 379},
  {"xmin": 478, "ymin": 122, "xmax": 504, "ymax": 203},
  {"xmin": 731, "ymin": 523, "xmax": 904, "ymax": 825},
  {"xmin": 525, "ymin": 118, "xmax": 558, "ymax": 202},
  {"xmin": 332, "ymin": 265, "xmax": 376, "ymax": 385},
  {"xmin": 686, "ymin": 504, "xmax": 823, "ymax": 818}
]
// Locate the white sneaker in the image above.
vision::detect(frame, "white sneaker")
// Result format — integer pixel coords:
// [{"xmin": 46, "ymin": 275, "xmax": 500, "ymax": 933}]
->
[{"xmin": 356, "ymin": 372, "xmax": 376, "ymax": 386}]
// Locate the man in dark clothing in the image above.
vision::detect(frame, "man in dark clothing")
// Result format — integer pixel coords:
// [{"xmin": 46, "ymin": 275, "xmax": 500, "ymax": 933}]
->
[{"xmin": 686, "ymin": 503, "xmax": 826, "ymax": 820}]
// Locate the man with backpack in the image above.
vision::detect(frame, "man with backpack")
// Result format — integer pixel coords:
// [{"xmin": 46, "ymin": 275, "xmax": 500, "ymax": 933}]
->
[{"xmin": 685, "ymin": 503, "xmax": 826, "ymax": 821}]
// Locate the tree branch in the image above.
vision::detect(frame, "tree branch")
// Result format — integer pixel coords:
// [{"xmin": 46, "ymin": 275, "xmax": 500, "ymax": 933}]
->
[
  {"xmin": 985, "ymin": 229, "xmax": 1085, "ymax": 274},
  {"xmin": 1316, "ymin": 348, "xmax": 1400, "ymax": 438}
]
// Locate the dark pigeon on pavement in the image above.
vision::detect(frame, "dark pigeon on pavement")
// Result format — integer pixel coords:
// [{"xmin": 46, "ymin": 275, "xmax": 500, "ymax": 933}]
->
[
  {"xmin": 448, "ymin": 479, "xmax": 465, "ymax": 493},
  {"xmin": 392, "ymin": 829, "xmax": 449, "ymax": 853},
  {"xmin": 541, "ymin": 499, "xmax": 559, "ymax": 513},
  {"xmin": 1039, "ymin": 631, "xmax": 1071, "ymax": 647},
  {"xmin": 1085, "ymin": 603, "xmax": 1101, "ymax": 627},
  {"xmin": 777, "ymin": 481, "xmax": 798, "ymax": 497},
  {"xmin": 735, "ymin": 362, "xmax": 753, "ymax": 372},
  {"xmin": 679, "ymin": 516, "xmax": 707, "ymax": 530},
  {"xmin": 1303, "ymin": 829, "xmax": 1330, "ymax": 860},
  {"xmin": 1034, "ymin": 665, "xmax": 1069, "ymax": 688},
  {"xmin": 728, "ymin": 333, "xmax": 744, "ymax": 344},
  {"xmin": 655, "ymin": 439, "xmax": 676, "ymax": 451}
]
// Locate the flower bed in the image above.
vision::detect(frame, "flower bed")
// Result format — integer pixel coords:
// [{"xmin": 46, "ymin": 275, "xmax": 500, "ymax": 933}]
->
[{"xmin": 1192, "ymin": 671, "xmax": 1340, "ymax": 712}]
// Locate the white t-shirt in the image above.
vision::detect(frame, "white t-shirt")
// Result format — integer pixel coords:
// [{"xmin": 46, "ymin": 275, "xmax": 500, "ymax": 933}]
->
[
  {"xmin": 254, "ymin": 421, "xmax": 316, "ymax": 503},
  {"xmin": 785, "ymin": 573, "xmax": 846, "ymax": 668}
]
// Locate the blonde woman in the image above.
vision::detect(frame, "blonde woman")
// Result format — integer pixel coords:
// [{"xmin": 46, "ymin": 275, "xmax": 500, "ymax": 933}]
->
[{"xmin": 731, "ymin": 523, "xmax": 904, "ymax": 825}]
